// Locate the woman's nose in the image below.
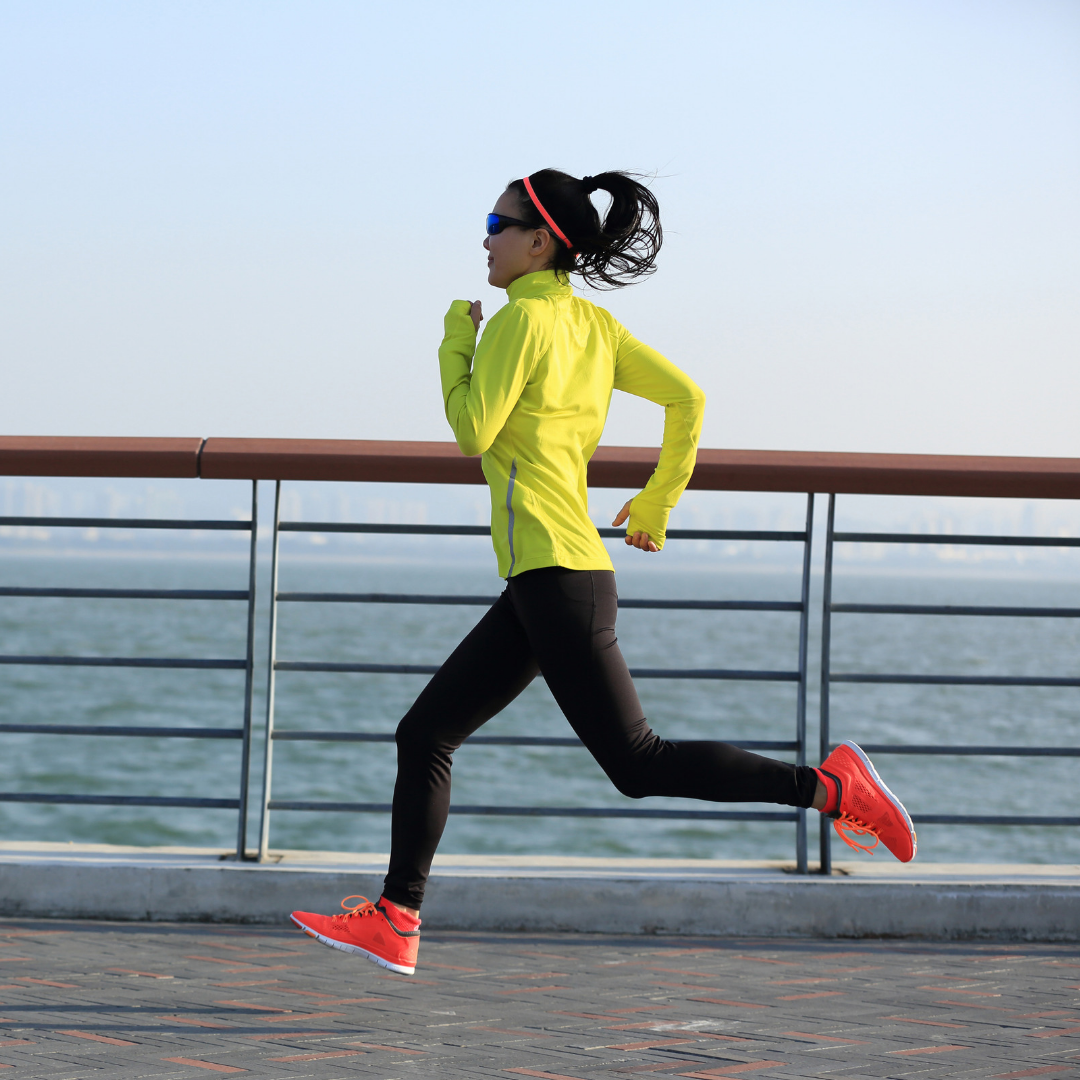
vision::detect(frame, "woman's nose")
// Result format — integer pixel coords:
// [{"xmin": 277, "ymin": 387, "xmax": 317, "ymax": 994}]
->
[{"xmin": 483, "ymin": 236, "xmax": 491, "ymax": 250}]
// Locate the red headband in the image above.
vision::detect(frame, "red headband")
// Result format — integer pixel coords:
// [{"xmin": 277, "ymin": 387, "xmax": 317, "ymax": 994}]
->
[{"xmin": 522, "ymin": 175, "xmax": 573, "ymax": 250}]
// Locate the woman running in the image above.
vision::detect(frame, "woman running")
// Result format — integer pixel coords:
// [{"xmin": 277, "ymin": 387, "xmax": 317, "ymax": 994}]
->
[{"xmin": 290, "ymin": 170, "xmax": 916, "ymax": 974}]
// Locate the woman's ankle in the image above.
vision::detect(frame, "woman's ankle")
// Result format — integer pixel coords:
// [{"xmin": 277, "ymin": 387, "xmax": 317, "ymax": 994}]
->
[
  {"xmin": 380, "ymin": 896, "xmax": 420, "ymax": 922},
  {"xmin": 812, "ymin": 768, "xmax": 839, "ymax": 814}
]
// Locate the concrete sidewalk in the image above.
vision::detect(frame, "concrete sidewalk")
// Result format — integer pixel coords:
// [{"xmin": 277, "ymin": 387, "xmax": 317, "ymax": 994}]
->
[
  {"xmin": 0, "ymin": 916, "xmax": 1078, "ymax": 1078},
  {"xmin": 2, "ymin": 843, "xmax": 1078, "ymax": 940}
]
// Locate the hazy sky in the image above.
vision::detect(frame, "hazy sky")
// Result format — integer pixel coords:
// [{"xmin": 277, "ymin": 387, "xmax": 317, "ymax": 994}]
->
[{"xmin": 2, "ymin": 1, "xmax": 1077, "ymax": 456}]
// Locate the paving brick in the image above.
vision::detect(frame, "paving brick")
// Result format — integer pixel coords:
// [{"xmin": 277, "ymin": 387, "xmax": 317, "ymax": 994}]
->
[{"xmin": 0, "ymin": 918, "xmax": 1078, "ymax": 1077}]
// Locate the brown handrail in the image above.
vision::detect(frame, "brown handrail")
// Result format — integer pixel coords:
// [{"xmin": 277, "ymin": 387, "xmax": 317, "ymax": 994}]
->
[
  {"xmin": 1, "ymin": 436, "xmax": 1079, "ymax": 499},
  {"xmin": 0, "ymin": 437, "xmax": 203, "ymax": 479},
  {"xmin": 201, "ymin": 438, "xmax": 485, "ymax": 485}
]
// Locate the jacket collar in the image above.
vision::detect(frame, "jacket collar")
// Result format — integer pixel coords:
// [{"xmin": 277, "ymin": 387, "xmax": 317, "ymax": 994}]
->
[{"xmin": 506, "ymin": 269, "xmax": 573, "ymax": 301}]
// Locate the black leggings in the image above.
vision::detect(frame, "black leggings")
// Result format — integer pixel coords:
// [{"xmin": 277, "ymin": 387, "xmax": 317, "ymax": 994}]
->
[{"xmin": 382, "ymin": 567, "xmax": 818, "ymax": 909}]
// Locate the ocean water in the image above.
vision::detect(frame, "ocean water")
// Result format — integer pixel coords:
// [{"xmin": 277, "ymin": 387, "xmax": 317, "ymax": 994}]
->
[{"xmin": 1, "ymin": 547, "xmax": 1078, "ymax": 865}]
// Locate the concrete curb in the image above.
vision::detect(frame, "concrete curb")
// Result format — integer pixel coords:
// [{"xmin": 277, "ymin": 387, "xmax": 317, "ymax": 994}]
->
[{"xmin": 2, "ymin": 844, "xmax": 1078, "ymax": 940}]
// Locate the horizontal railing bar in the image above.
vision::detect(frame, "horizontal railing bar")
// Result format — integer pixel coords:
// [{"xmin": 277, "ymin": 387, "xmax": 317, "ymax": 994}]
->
[
  {"xmin": 601, "ymin": 528, "xmax": 806, "ymax": 542},
  {"xmin": 626, "ymin": 667, "xmax": 796, "ymax": 681},
  {"xmin": 911, "ymin": 814, "xmax": 1080, "ymax": 826},
  {"xmin": 280, "ymin": 522, "xmax": 489, "ymax": 535},
  {"xmin": 267, "ymin": 800, "xmax": 798, "ymax": 821},
  {"xmin": 10, "ymin": 438, "xmax": 1080, "ymax": 498},
  {"xmin": 0, "ymin": 724, "xmax": 244, "ymax": 739},
  {"xmin": 0, "ymin": 793, "xmax": 239, "ymax": 808},
  {"xmin": 832, "ymin": 602, "xmax": 1080, "ymax": 618},
  {"xmin": 277, "ymin": 591, "xmax": 496, "ymax": 605},
  {"xmin": 274, "ymin": 660, "xmax": 800, "ymax": 681},
  {"xmin": 278, "ymin": 732, "xmax": 577, "ymax": 745},
  {"xmin": 276, "ymin": 661, "xmax": 436, "ymax": 675},
  {"xmin": 0, "ymin": 587, "xmax": 249, "ymax": 601},
  {"xmin": 839, "ymin": 744, "xmax": 1080, "ymax": 757},
  {"xmin": 278, "ymin": 521, "xmax": 807, "ymax": 542},
  {"xmin": 270, "ymin": 730, "xmax": 799, "ymax": 751},
  {"xmin": 831, "ymin": 673, "xmax": 1080, "ymax": 687},
  {"xmin": 0, "ymin": 516, "xmax": 251, "ymax": 531},
  {"xmin": 275, "ymin": 591, "xmax": 802, "ymax": 612},
  {"xmin": 0, "ymin": 655, "xmax": 247, "ymax": 670},
  {"xmin": 833, "ymin": 530, "xmax": 1080, "ymax": 548}
]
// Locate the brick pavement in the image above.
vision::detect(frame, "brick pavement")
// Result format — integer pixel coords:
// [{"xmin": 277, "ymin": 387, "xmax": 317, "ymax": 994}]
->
[{"xmin": 0, "ymin": 917, "xmax": 1078, "ymax": 1078}]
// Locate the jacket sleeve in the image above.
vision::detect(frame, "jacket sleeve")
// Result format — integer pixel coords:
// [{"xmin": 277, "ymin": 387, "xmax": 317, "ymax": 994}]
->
[
  {"xmin": 612, "ymin": 332, "xmax": 705, "ymax": 549},
  {"xmin": 438, "ymin": 299, "xmax": 543, "ymax": 457}
]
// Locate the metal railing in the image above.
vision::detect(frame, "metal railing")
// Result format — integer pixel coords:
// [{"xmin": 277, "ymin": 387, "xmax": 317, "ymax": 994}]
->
[
  {"xmin": 818, "ymin": 493, "xmax": 1080, "ymax": 872},
  {"xmin": 2, "ymin": 437, "xmax": 1079, "ymax": 870},
  {"xmin": 0, "ymin": 484, "xmax": 260, "ymax": 859},
  {"xmin": 257, "ymin": 483, "xmax": 818, "ymax": 871}
]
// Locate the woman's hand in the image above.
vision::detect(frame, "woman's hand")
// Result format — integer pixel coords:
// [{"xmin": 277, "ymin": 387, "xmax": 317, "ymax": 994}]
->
[
  {"xmin": 469, "ymin": 300, "xmax": 483, "ymax": 332},
  {"xmin": 612, "ymin": 500, "xmax": 659, "ymax": 553}
]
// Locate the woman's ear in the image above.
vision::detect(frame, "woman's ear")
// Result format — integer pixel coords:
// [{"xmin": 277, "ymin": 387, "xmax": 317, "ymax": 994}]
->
[{"xmin": 529, "ymin": 228, "xmax": 554, "ymax": 261}]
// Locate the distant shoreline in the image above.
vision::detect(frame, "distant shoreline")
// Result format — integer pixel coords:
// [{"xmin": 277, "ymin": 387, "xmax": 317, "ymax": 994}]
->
[{"xmin": 0, "ymin": 545, "xmax": 1078, "ymax": 583}]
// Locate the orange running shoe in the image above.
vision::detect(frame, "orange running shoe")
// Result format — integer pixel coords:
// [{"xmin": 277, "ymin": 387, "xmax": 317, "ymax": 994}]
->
[
  {"xmin": 819, "ymin": 740, "xmax": 917, "ymax": 862},
  {"xmin": 290, "ymin": 895, "xmax": 420, "ymax": 975}
]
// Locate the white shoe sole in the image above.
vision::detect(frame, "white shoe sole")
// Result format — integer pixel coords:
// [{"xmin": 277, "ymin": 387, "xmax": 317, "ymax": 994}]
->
[
  {"xmin": 290, "ymin": 915, "xmax": 415, "ymax": 975},
  {"xmin": 842, "ymin": 739, "xmax": 917, "ymax": 861}
]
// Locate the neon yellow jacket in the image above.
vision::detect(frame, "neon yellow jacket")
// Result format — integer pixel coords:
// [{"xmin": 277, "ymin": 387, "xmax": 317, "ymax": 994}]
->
[{"xmin": 438, "ymin": 270, "xmax": 705, "ymax": 578}]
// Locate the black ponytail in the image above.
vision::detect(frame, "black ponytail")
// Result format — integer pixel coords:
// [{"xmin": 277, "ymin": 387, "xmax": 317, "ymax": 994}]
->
[{"xmin": 506, "ymin": 168, "xmax": 662, "ymax": 290}]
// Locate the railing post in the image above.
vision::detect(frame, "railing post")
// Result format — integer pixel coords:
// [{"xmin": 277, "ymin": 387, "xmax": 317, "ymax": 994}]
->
[
  {"xmin": 257, "ymin": 480, "xmax": 282, "ymax": 862},
  {"xmin": 819, "ymin": 493, "xmax": 836, "ymax": 874},
  {"xmin": 794, "ymin": 492, "xmax": 815, "ymax": 873},
  {"xmin": 234, "ymin": 480, "xmax": 259, "ymax": 860}
]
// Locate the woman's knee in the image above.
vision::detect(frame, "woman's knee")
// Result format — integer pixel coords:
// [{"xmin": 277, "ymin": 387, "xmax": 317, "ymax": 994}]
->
[
  {"xmin": 604, "ymin": 758, "xmax": 653, "ymax": 800},
  {"xmin": 600, "ymin": 735, "xmax": 671, "ymax": 799},
  {"xmin": 395, "ymin": 711, "xmax": 457, "ymax": 764}
]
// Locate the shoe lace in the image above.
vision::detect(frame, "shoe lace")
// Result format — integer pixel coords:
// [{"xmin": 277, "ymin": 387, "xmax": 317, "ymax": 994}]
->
[
  {"xmin": 833, "ymin": 812, "xmax": 881, "ymax": 855},
  {"xmin": 330, "ymin": 894, "xmax": 379, "ymax": 928}
]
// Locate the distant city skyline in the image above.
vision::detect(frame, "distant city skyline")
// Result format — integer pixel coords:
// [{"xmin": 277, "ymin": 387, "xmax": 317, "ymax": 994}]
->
[{"xmin": 1, "ymin": 1, "xmax": 1077, "ymax": 458}]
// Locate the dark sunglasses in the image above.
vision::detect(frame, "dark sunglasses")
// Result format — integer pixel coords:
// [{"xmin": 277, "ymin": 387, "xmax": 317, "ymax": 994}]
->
[{"xmin": 486, "ymin": 213, "xmax": 534, "ymax": 236}]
